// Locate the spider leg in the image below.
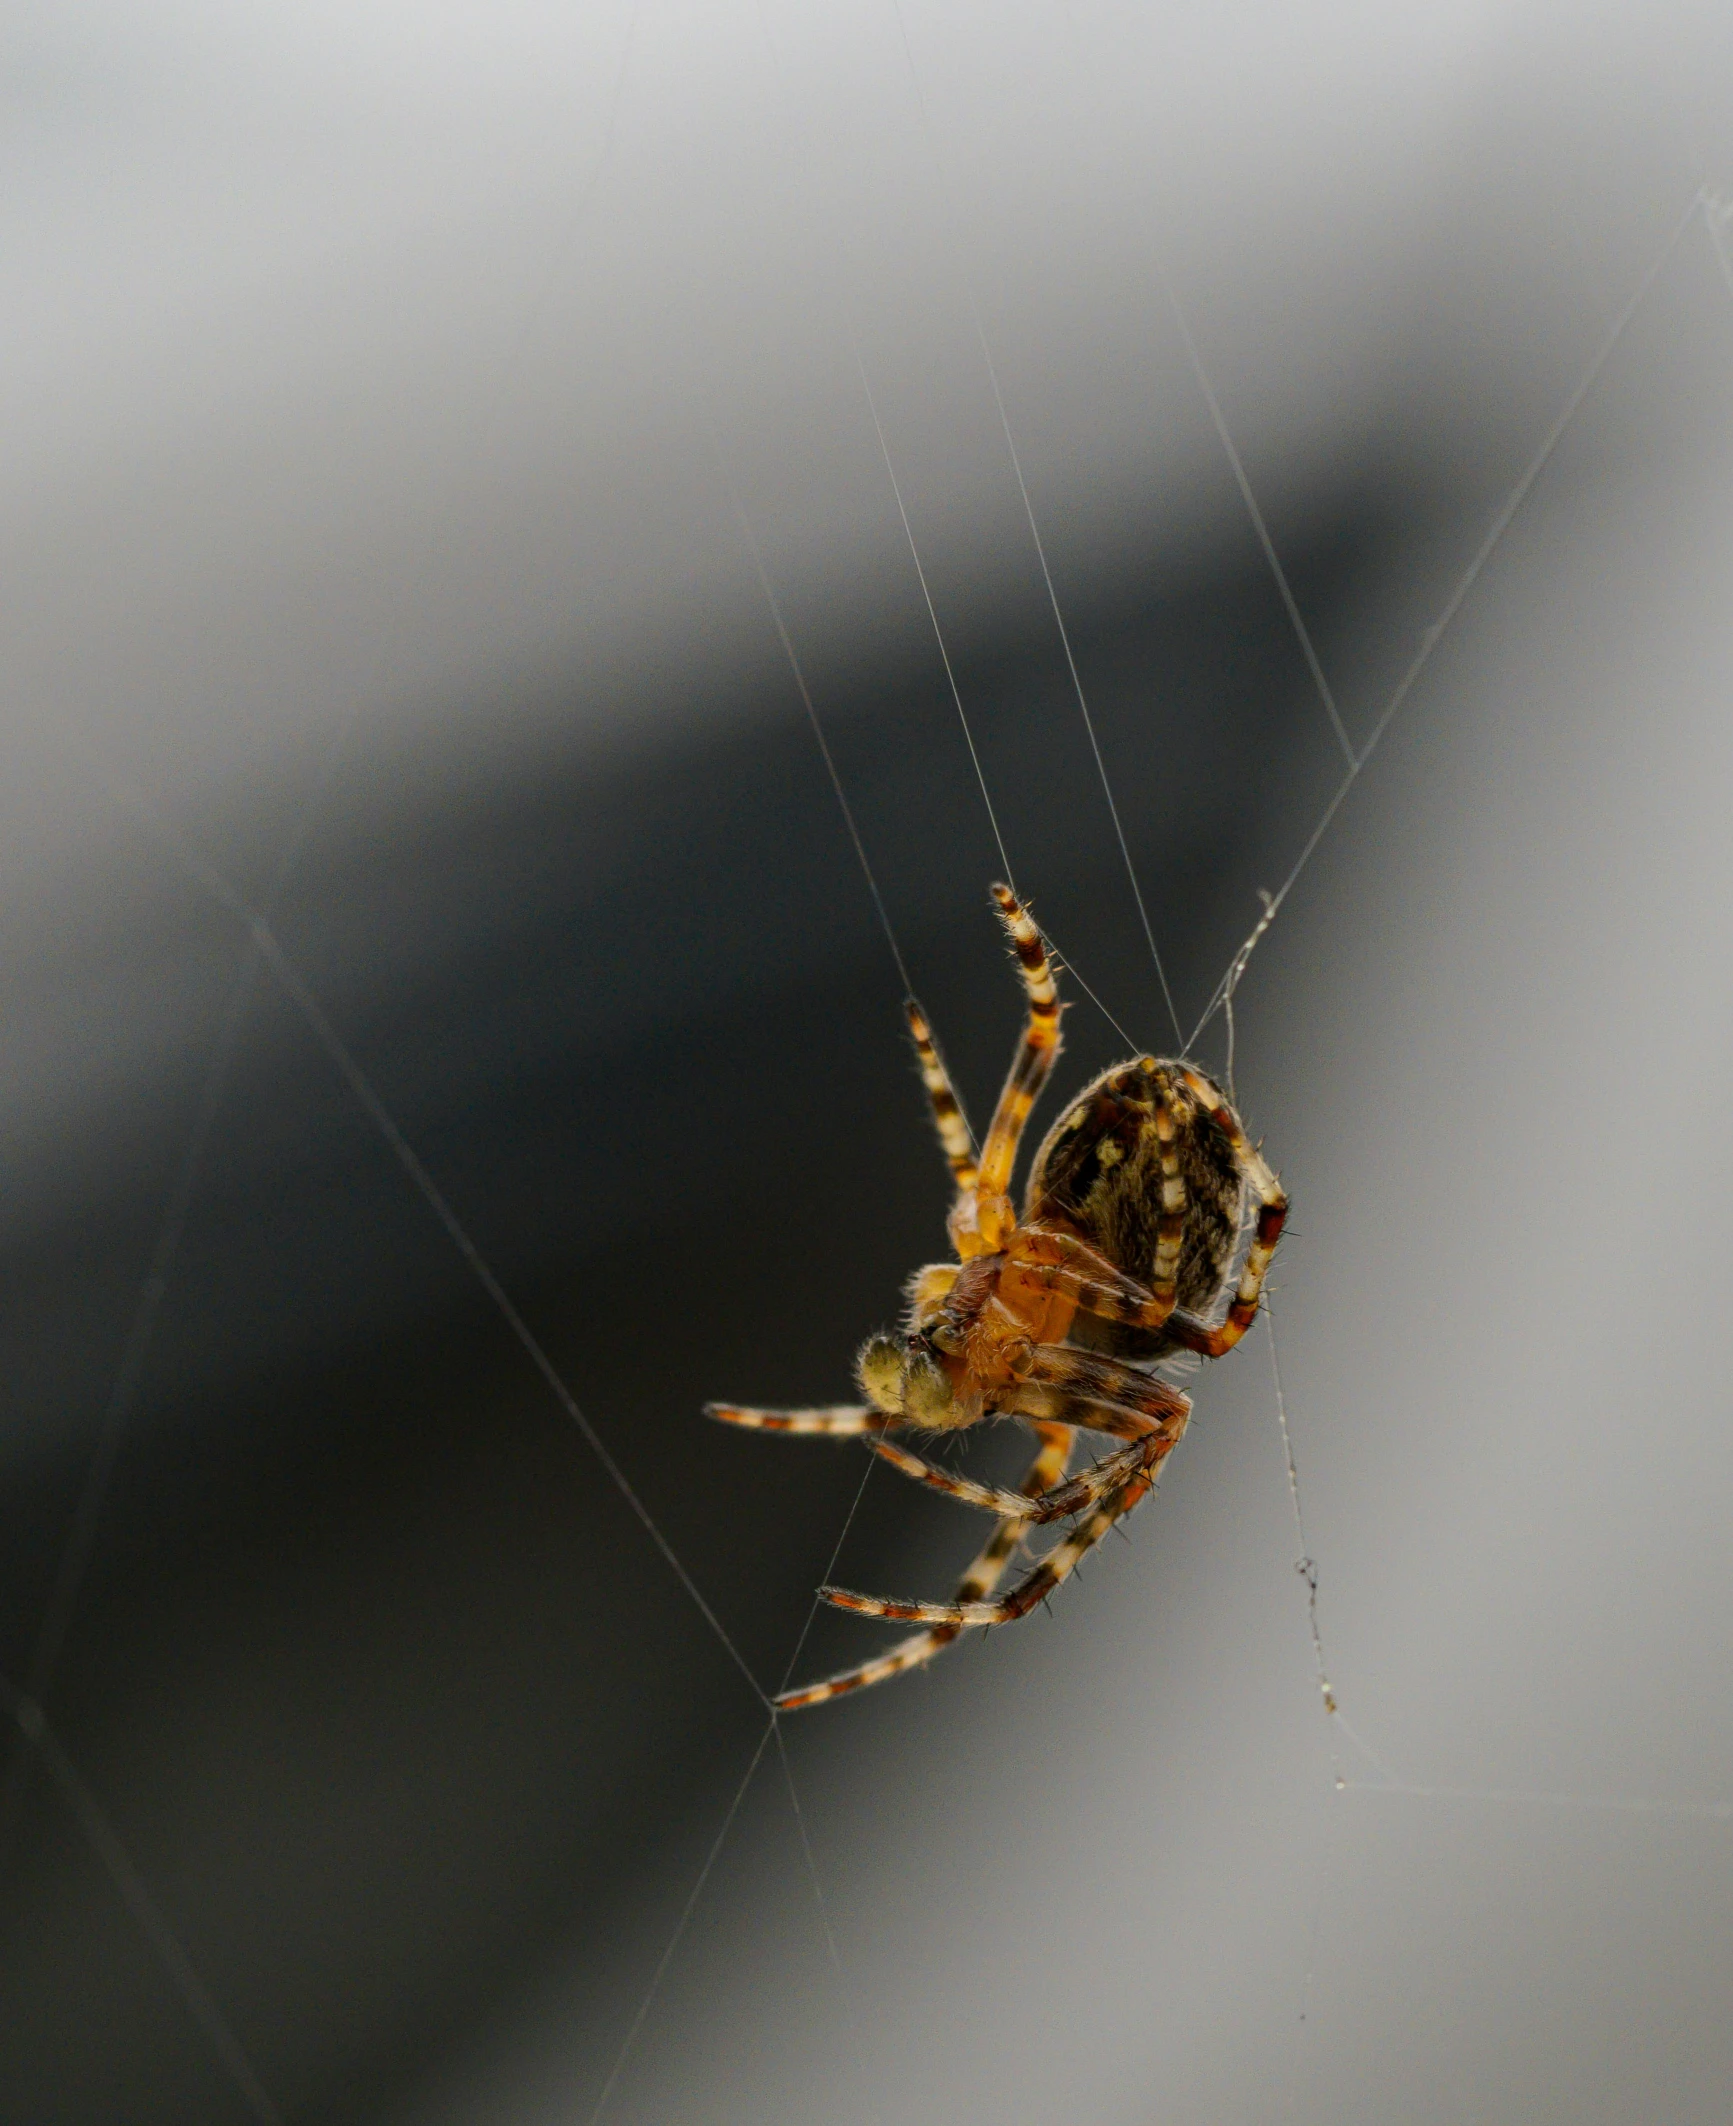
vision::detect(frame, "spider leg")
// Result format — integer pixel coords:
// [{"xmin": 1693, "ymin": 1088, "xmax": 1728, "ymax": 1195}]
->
[
  {"xmin": 1016, "ymin": 1345, "xmax": 1193, "ymax": 1439},
  {"xmin": 905, "ymin": 998, "xmax": 978, "ymax": 1193},
  {"xmin": 775, "ymin": 1422, "xmax": 1072, "ymax": 1710},
  {"xmin": 821, "ymin": 1458, "xmax": 1159, "ymax": 1630},
  {"xmin": 869, "ymin": 1386, "xmax": 1188, "ymax": 1523},
  {"xmin": 704, "ymin": 1403, "xmax": 887, "ymax": 1436},
  {"xmin": 1014, "ymin": 1424, "xmax": 1184, "ymax": 1522},
  {"xmin": 974, "ymin": 883, "xmax": 1062, "ymax": 1205},
  {"xmin": 868, "ymin": 1435, "xmax": 1055, "ymax": 1519},
  {"xmin": 1153, "ymin": 1067, "xmax": 1288, "ymax": 1359},
  {"xmin": 1007, "ymin": 1225, "xmax": 1183, "ymax": 1333}
]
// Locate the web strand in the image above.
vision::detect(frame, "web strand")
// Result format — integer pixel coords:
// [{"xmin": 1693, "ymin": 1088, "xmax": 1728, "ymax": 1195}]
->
[
  {"xmin": 0, "ymin": 693, "xmax": 382, "ymax": 1876},
  {"xmin": 0, "ymin": 951, "xmax": 261, "ymax": 1865},
  {"xmin": 976, "ymin": 333, "xmax": 1186, "ymax": 1048},
  {"xmin": 570, "ymin": 423, "xmax": 911, "ymax": 2092},
  {"xmin": 1262, "ymin": 1302, "xmax": 1337, "ymax": 1728},
  {"xmin": 584, "ymin": 1439, "xmax": 881, "ymax": 2118},
  {"xmin": 1159, "ymin": 270, "xmax": 1358, "ymax": 770},
  {"xmin": 507, "ymin": 0, "xmax": 642, "ymax": 366},
  {"xmin": 750, "ymin": 3, "xmax": 1154, "ymax": 1063},
  {"xmin": 706, "ymin": 419, "xmax": 914, "ymax": 997},
  {"xmin": 1285, "ymin": 1786, "xmax": 1344, "ymax": 2122},
  {"xmin": 2, "ymin": 32, "xmax": 669, "ymax": 2075},
  {"xmin": 6, "ymin": 44, "xmax": 692, "ymax": 1836},
  {"xmin": 73, "ymin": 745, "xmax": 771, "ymax": 1713},
  {"xmin": 584, "ymin": 1721, "xmax": 777, "ymax": 2126},
  {"xmin": 244, "ymin": 921, "xmax": 770, "ymax": 1710},
  {"xmin": 775, "ymin": 1725, "xmax": 881, "ymax": 2126},
  {"xmin": 20, "ymin": 19, "xmax": 844, "ymax": 2108},
  {"xmin": 750, "ymin": 5, "xmax": 1018, "ymax": 896},
  {"xmin": 1705, "ymin": 193, "xmax": 1733, "ymax": 304},
  {"xmin": 888, "ymin": 0, "xmax": 1184, "ymax": 1048},
  {"xmin": 850, "ymin": 342, "xmax": 1019, "ymax": 892},
  {"xmin": 59, "ymin": 742, "xmax": 802, "ymax": 2122},
  {"xmin": 1187, "ymin": 185, "xmax": 1709, "ymax": 1051},
  {"xmin": 776, "ymin": 1448, "xmax": 881, "ymax": 1702},
  {"xmin": 1, "ymin": 1677, "xmax": 283, "ymax": 2125}
]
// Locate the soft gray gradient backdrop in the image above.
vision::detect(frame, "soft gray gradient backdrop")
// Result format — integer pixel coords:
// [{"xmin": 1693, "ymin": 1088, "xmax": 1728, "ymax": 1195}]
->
[{"xmin": 1, "ymin": 3, "xmax": 1729, "ymax": 2122}]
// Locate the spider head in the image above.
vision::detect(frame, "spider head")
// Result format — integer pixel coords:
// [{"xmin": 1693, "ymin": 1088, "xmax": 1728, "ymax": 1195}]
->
[
  {"xmin": 856, "ymin": 1334, "xmax": 905, "ymax": 1414},
  {"xmin": 854, "ymin": 1331, "xmax": 963, "ymax": 1428}
]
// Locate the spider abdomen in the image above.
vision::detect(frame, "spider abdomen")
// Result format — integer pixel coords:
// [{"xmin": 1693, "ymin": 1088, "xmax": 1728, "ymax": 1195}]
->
[{"xmin": 1024, "ymin": 1060, "xmax": 1246, "ymax": 1363}]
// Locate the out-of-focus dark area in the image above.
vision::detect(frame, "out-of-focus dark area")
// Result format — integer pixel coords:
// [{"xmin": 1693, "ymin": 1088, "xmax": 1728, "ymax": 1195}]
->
[{"xmin": 2, "ymin": 4, "xmax": 1731, "ymax": 2121}]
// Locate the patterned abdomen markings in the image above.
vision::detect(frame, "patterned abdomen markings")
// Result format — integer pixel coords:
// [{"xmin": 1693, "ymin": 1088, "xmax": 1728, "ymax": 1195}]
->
[{"xmin": 1023, "ymin": 1061, "xmax": 1244, "ymax": 1363}]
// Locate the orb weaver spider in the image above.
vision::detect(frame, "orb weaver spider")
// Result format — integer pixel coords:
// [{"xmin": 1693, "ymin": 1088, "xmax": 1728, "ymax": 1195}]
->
[{"xmin": 708, "ymin": 883, "xmax": 1286, "ymax": 1709}]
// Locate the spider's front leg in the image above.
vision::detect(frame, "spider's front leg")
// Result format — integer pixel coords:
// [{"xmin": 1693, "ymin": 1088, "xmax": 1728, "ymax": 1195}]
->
[
  {"xmin": 905, "ymin": 997, "xmax": 978, "ymax": 1194},
  {"xmin": 704, "ymin": 1403, "xmax": 888, "ymax": 1436},
  {"xmin": 950, "ymin": 883, "xmax": 1063, "ymax": 1257}
]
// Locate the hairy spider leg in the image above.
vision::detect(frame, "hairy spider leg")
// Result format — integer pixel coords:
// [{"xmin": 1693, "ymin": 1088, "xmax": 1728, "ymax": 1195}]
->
[
  {"xmin": 904, "ymin": 998, "xmax": 978, "ymax": 1192},
  {"xmin": 774, "ymin": 1421, "xmax": 1073, "ymax": 1710},
  {"xmin": 1018, "ymin": 1435, "xmax": 1178, "ymax": 1522},
  {"xmin": 868, "ymin": 1359, "xmax": 1190, "ymax": 1522},
  {"xmin": 866, "ymin": 1437, "xmax": 1047, "ymax": 1520},
  {"xmin": 821, "ymin": 1441, "xmax": 1172, "ymax": 1631},
  {"xmin": 871, "ymin": 1415, "xmax": 1183, "ymax": 1526},
  {"xmin": 1005, "ymin": 1215, "xmax": 1193, "ymax": 1333},
  {"xmin": 704, "ymin": 1403, "xmax": 886, "ymax": 1435},
  {"xmin": 977, "ymin": 882, "xmax": 1062, "ymax": 1196},
  {"xmin": 1153, "ymin": 1068, "xmax": 1288, "ymax": 1359},
  {"xmin": 1016, "ymin": 1343, "xmax": 1195, "ymax": 1430}
]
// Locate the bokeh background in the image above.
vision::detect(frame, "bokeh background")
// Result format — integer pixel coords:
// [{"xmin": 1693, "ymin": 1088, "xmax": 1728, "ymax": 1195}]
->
[{"xmin": 2, "ymin": 3, "xmax": 1731, "ymax": 2120}]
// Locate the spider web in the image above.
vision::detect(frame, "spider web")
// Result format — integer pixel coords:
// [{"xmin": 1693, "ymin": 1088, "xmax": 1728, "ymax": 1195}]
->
[{"xmin": 5, "ymin": 6, "xmax": 1733, "ymax": 2124}]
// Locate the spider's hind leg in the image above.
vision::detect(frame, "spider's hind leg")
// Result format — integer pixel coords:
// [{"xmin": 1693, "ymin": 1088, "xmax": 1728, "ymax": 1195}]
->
[
  {"xmin": 947, "ymin": 884, "xmax": 1062, "ymax": 1261},
  {"xmin": 821, "ymin": 1460, "xmax": 1158, "ymax": 1631},
  {"xmin": 975, "ymin": 883, "xmax": 1063, "ymax": 1204},
  {"xmin": 773, "ymin": 1421, "xmax": 1072, "ymax": 1710}
]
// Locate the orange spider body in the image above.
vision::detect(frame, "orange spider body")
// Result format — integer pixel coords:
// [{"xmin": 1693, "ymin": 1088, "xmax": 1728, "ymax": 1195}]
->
[{"xmin": 709, "ymin": 884, "xmax": 1286, "ymax": 1709}]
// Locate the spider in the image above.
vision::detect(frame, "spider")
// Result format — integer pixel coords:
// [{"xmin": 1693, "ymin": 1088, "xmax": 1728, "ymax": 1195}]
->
[{"xmin": 707, "ymin": 882, "xmax": 1286, "ymax": 1710}]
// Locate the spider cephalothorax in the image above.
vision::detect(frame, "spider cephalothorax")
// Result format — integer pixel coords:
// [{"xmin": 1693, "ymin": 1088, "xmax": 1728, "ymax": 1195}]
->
[{"xmin": 708, "ymin": 883, "xmax": 1286, "ymax": 1710}]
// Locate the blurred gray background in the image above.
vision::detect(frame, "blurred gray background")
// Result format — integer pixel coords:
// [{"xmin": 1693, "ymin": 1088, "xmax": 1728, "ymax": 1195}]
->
[{"xmin": 2, "ymin": 2, "xmax": 1731, "ymax": 2120}]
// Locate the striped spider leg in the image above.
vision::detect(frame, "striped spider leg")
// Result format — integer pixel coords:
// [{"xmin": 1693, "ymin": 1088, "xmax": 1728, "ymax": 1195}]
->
[
  {"xmin": 867, "ymin": 1347, "xmax": 1191, "ymax": 1525},
  {"xmin": 904, "ymin": 997, "xmax": 977, "ymax": 1193},
  {"xmin": 824, "ymin": 1351, "xmax": 1191, "ymax": 1630},
  {"xmin": 944, "ymin": 880, "xmax": 1062, "ymax": 1260},
  {"xmin": 703, "ymin": 1404, "xmax": 888, "ymax": 1437},
  {"xmin": 822, "ymin": 1446, "xmax": 1167, "ymax": 1633},
  {"xmin": 773, "ymin": 1419, "xmax": 1073, "ymax": 1711},
  {"xmin": 705, "ymin": 882, "xmax": 1287, "ymax": 1708}
]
